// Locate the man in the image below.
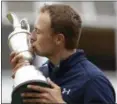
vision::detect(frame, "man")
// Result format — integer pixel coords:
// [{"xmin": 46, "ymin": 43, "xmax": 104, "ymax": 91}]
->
[{"xmin": 10, "ymin": 4, "xmax": 116, "ymax": 104}]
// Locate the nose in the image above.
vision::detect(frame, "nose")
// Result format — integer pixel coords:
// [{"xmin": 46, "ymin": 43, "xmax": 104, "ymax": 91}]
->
[{"xmin": 30, "ymin": 30, "xmax": 37, "ymax": 44}]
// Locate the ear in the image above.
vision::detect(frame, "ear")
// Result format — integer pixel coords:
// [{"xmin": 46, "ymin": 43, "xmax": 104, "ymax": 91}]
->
[{"xmin": 55, "ymin": 33, "xmax": 65, "ymax": 45}]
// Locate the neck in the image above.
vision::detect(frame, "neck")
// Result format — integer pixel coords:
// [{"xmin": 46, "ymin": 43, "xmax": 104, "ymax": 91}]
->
[{"xmin": 48, "ymin": 48, "xmax": 77, "ymax": 65}]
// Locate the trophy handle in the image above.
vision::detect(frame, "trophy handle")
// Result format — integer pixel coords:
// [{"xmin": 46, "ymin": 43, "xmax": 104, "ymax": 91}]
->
[
  {"xmin": 20, "ymin": 18, "xmax": 30, "ymax": 32},
  {"xmin": 6, "ymin": 12, "xmax": 21, "ymax": 29}
]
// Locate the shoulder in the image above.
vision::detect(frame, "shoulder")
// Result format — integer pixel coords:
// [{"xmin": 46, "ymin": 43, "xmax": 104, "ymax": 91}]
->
[
  {"xmin": 71, "ymin": 59, "xmax": 113, "ymax": 87},
  {"xmin": 83, "ymin": 75, "xmax": 116, "ymax": 103},
  {"xmin": 75, "ymin": 59, "xmax": 105, "ymax": 78}
]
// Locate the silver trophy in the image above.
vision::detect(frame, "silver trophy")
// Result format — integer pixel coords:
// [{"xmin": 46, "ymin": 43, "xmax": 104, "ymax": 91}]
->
[{"xmin": 7, "ymin": 12, "xmax": 50, "ymax": 104}]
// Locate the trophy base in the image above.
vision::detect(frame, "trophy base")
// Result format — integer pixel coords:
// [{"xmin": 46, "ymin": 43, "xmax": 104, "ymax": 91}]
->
[{"xmin": 11, "ymin": 80, "xmax": 51, "ymax": 104}]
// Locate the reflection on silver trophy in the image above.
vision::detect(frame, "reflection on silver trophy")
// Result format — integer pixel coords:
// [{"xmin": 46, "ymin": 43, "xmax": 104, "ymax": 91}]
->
[{"xmin": 7, "ymin": 12, "xmax": 50, "ymax": 104}]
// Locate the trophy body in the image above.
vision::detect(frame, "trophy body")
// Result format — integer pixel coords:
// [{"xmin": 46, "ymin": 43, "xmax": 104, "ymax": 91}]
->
[{"xmin": 7, "ymin": 13, "xmax": 50, "ymax": 104}]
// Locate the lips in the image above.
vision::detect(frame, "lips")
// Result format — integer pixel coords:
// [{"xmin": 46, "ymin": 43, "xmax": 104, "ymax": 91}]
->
[{"xmin": 30, "ymin": 39, "xmax": 34, "ymax": 45}]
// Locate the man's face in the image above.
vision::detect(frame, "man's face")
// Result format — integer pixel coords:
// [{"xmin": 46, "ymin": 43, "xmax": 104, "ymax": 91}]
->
[{"xmin": 31, "ymin": 12, "xmax": 58, "ymax": 57}]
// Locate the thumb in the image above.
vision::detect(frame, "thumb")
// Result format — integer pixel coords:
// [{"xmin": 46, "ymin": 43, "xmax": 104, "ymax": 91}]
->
[{"xmin": 47, "ymin": 77, "xmax": 59, "ymax": 88}]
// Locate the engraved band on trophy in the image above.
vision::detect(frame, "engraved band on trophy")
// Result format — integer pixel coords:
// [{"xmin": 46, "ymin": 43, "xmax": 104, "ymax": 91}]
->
[{"xmin": 7, "ymin": 12, "xmax": 50, "ymax": 104}]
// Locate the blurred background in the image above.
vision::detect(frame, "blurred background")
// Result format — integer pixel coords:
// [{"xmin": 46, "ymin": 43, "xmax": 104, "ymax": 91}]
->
[{"xmin": 2, "ymin": 1, "xmax": 117, "ymax": 103}]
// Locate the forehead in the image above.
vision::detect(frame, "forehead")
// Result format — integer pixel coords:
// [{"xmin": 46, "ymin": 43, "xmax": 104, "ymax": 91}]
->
[{"xmin": 34, "ymin": 12, "xmax": 51, "ymax": 29}]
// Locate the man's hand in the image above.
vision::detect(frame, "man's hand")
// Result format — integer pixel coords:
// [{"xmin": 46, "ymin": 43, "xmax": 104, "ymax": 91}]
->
[
  {"xmin": 10, "ymin": 51, "xmax": 30, "ymax": 78},
  {"xmin": 21, "ymin": 78, "xmax": 66, "ymax": 104}
]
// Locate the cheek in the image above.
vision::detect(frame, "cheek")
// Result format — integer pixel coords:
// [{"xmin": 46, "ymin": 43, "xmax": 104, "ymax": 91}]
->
[
  {"xmin": 34, "ymin": 36, "xmax": 44, "ymax": 48},
  {"xmin": 36, "ymin": 35, "xmax": 53, "ymax": 48},
  {"xmin": 33, "ymin": 33, "xmax": 57, "ymax": 52}
]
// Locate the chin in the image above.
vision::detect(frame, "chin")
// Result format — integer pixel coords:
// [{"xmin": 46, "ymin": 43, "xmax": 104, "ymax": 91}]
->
[
  {"xmin": 33, "ymin": 48, "xmax": 51, "ymax": 57},
  {"xmin": 38, "ymin": 52, "xmax": 51, "ymax": 58},
  {"xmin": 32, "ymin": 47, "xmax": 42, "ymax": 56},
  {"xmin": 35, "ymin": 51, "xmax": 46, "ymax": 57}
]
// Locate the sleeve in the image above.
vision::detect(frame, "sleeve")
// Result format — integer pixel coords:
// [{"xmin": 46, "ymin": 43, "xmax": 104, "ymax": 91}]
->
[{"xmin": 84, "ymin": 75, "xmax": 116, "ymax": 104}]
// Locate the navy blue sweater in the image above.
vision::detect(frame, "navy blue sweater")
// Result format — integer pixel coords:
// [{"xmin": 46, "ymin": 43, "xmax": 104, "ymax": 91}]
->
[{"xmin": 39, "ymin": 49, "xmax": 116, "ymax": 104}]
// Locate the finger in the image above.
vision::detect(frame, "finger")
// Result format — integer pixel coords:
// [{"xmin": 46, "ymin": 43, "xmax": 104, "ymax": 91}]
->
[
  {"xmin": 21, "ymin": 92, "xmax": 49, "ymax": 99},
  {"xmin": 13, "ymin": 61, "xmax": 30, "ymax": 71},
  {"xmin": 21, "ymin": 93, "xmax": 40, "ymax": 98},
  {"xmin": 12, "ymin": 62, "xmax": 30, "ymax": 78},
  {"xmin": 9, "ymin": 51, "xmax": 17, "ymax": 62},
  {"xmin": 23, "ymin": 98, "xmax": 47, "ymax": 103},
  {"xmin": 27, "ymin": 85, "xmax": 51, "ymax": 93},
  {"xmin": 11, "ymin": 54, "xmax": 23, "ymax": 63},
  {"xmin": 47, "ymin": 78, "xmax": 59, "ymax": 89},
  {"xmin": 11, "ymin": 54, "xmax": 24, "ymax": 68}
]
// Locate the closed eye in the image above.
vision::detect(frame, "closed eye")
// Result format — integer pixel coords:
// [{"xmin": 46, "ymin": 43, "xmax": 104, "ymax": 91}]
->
[{"xmin": 33, "ymin": 27, "xmax": 41, "ymax": 34}]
